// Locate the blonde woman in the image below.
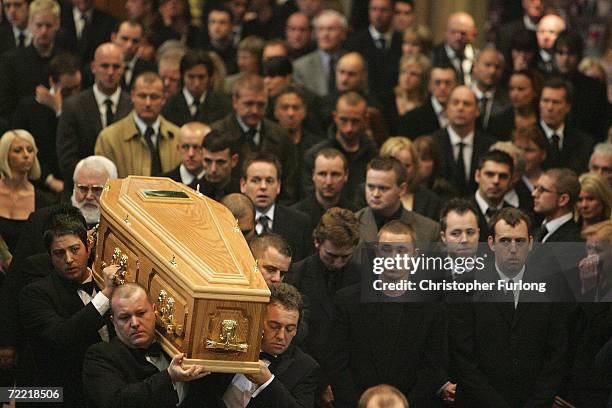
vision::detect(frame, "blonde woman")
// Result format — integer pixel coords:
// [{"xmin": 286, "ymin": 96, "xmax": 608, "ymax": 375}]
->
[
  {"xmin": 0, "ymin": 130, "xmax": 54, "ymax": 252},
  {"xmin": 577, "ymin": 173, "xmax": 612, "ymax": 231},
  {"xmin": 380, "ymin": 136, "xmax": 441, "ymax": 220}
]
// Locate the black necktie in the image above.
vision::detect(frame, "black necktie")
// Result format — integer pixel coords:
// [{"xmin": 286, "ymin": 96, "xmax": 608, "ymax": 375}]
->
[
  {"xmin": 259, "ymin": 351, "xmax": 282, "ymax": 371},
  {"xmin": 78, "ymin": 280, "xmax": 95, "ymax": 296},
  {"xmin": 456, "ymin": 142, "xmax": 467, "ymax": 190},
  {"xmin": 551, "ymin": 133, "xmax": 561, "ymax": 156},
  {"xmin": 485, "ymin": 207, "xmax": 498, "ymax": 219},
  {"xmin": 328, "ymin": 56, "xmax": 336, "ymax": 93},
  {"xmin": 104, "ymin": 99, "xmax": 114, "ymax": 126},
  {"xmin": 535, "ymin": 225, "xmax": 549, "ymax": 242},
  {"xmin": 246, "ymin": 127, "xmax": 258, "ymax": 151},
  {"xmin": 504, "ymin": 279, "xmax": 515, "ymax": 304},
  {"xmin": 144, "ymin": 126, "xmax": 162, "ymax": 176},
  {"xmin": 258, "ymin": 215, "xmax": 270, "ymax": 234},
  {"xmin": 192, "ymin": 98, "xmax": 200, "ymax": 118},
  {"xmin": 378, "ymin": 37, "xmax": 386, "ymax": 51},
  {"xmin": 18, "ymin": 32, "xmax": 25, "ymax": 48},
  {"xmin": 456, "ymin": 50, "xmax": 465, "ymax": 84}
]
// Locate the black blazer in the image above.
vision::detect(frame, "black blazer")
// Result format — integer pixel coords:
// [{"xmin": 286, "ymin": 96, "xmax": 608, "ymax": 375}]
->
[
  {"xmin": 83, "ymin": 336, "xmax": 202, "ymax": 408},
  {"xmin": 327, "ymin": 284, "xmax": 449, "ymax": 407},
  {"xmin": 161, "ymin": 165, "xmax": 182, "ymax": 183},
  {"xmin": 212, "ymin": 114, "xmax": 298, "ymax": 203},
  {"xmin": 162, "ymin": 90, "xmax": 231, "ymax": 127},
  {"xmin": 539, "ymin": 124, "xmax": 594, "ymax": 176},
  {"xmin": 397, "ymin": 98, "xmax": 441, "ymax": 139},
  {"xmin": 271, "ymin": 204, "xmax": 311, "ymax": 262},
  {"xmin": 200, "ymin": 344, "xmax": 320, "ymax": 408},
  {"xmin": 285, "ymin": 254, "xmax": 361, "ymax": 364},
  {"xmin": 346, "ymin": 30, "xmax": 402, "ymax": 99},
  {"xmin": 122, "ymin": 58, "xmax": 157, "ymax": 91},
  {"xmin": 290, "ymin": 193, "xmax": 357, "ymax": 234},
  {"xmin": 412, "ymin": 184, "xmax": 442, "ymax": 221},
  {"xmin": 433, "ymin": 128, "xmax": 496, "ymax": 196},
  {"xmin": 58, "ymin": 5, "xmax": 116, "ymax": 65},
  {"xmin": 56, "ymin": 87, "xmax": 132, "ymax": 194},
  {"xmin": 0, "ymin": 24, "xmax": 17, "ymax": 55},
  {"xmin": 19, "ymin": 270, "xmax": 112, "ymax": 407},
  {"xmin": 450, "ymin": 266, "xmax": 569, "ymax": 408},
  {"xmin": 487, "ymin": 107, "xmax": 515, "ymax": 141}
]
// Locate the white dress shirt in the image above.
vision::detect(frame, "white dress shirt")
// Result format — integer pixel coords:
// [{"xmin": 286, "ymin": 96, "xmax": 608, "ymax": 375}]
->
[
  {"xmin": 448, "ymin": 126, "xmax": 474, "ymax": 181},
  {"xmin": 495, "ymin": 263, "xmax": 525, "ymax": 308},
  {"xmin": 93, "ymin": 84, "xmax": 122, "ymax": 128},
  {"xmin": 540, "ymin": 213, "xmax": 573, "ymax": 243}
]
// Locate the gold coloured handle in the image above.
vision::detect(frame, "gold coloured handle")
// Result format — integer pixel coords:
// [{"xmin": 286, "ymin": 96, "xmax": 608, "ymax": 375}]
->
[
  {"xmin": 155, "ymin": 290, "xmax": 184, "ymax": 336},
  {"xmin": 101, "ymin": 247, "xmax": 129, "ymax": 285},
  {"xmin": 205, "ymin": 319, "xmax": 248, "ymax": 353}
]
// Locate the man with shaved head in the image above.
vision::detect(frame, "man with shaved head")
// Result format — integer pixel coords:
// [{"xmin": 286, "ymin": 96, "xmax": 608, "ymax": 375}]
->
[
  {"xmin": 162, "ymin": 122, "xmax": 211, "ymax": 187},
  {"xmin": 433, "ymin": 85, "xmax": 495, "ymax": 195},
  {"xmin": 57, "ymin": 42, "xmax": 133, "ymax": 197},
  {"xmin": 535, "ymin": 14, "xmax": 566, "ymax": 74},
  {"xmin": 346, "ymin": 0, "xmax": 403, "ymax": 99},
  {"xmin": 433, "ymin": 11, "xmax": 478, "ymax": 85},
  {"xmin": 222, "ymin": 193, "xmax": 255, "ymax": 242}
]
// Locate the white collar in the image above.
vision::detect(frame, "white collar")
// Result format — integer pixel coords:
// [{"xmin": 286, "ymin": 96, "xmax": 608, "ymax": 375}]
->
[
  {"xmin": 133, "ymin": 112, "xmax": 161, "ymax": 136},
  {"xmin": 368, "ymin": 25, "xmax": 392, "ymax": 42},
  {"xmin": 523, "ymin": 15, "xmax": 538, "ymax": 31},
  {"xmin": 255, "ymin": 204, "xmax": 275, "ymax": 221},
  {"xmin": 73, "ymin": 7, "xmax": 93, "ymax": 21},
  {"xmin": 539, "ymin": 48, "xmax": 552, "ymax": 62},
  {"xmin": 504, "ymin": 188, "xmax": 519, "ymax": 208},
  {"xmin": 431, "ymin": 96, "xmax": 444, "ymax": 115},
  {"xmin": 447, "ymin": 126, "xmax": 474, "ymax": 147},
  {"xmin": 182, "ymin": 88, "xmax": 206, "ymax": 106},
  {"xmin": 445, "ymin": 43, "xmax": 474, "ymax": 60},
  {"xmin": 540, "ymin": 120, "xmax": 565, "ymax": 143},
  {"xmin": 471, "ymin": 84, "xmax": 495, "ymax": 100},
  {"xmin": 93, "ymin": 83, "xmax": 121, "ymax": 108},
  {"xmin": 542, "ymin": 212, "xmax": 573, "ymax": 236},
  {"xmin": 474, "ymin": 190, "xmax": 504, "ymax": 216},
  {"xmin": 179, "ymin": 163, "xmax": 205, "ymax": 185}
]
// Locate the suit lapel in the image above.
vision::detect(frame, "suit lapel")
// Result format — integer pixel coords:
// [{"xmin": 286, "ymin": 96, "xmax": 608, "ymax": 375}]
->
[
  {"xmin": 360, "ymin": 209, "xmax": 379, "ymax": 243},
  {"xmin": 85, "ymin": 90, "xmax": 103, "ymax": 132}
]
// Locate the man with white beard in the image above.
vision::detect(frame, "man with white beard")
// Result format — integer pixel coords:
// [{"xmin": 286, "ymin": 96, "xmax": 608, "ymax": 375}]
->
[{"xmin": 70, "ymin": 156, "xmax": 117, "ymax": 227}]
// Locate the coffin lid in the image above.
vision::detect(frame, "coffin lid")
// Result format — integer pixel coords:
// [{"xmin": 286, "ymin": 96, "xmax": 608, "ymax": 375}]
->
[{"xmin": 99, "ymin": 176, "xmax": 269, "ymax": 297}]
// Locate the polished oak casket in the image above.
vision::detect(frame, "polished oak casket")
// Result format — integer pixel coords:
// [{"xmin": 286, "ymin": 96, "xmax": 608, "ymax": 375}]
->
[{"xmin": 92, "ymin": 176, "xmax": 270, "ymax": 374}]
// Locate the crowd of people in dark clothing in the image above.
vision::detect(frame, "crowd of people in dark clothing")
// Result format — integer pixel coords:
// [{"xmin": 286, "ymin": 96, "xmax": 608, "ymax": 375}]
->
[{"xmin": 0, "ymin": 0, "xmax": 611, "ymax": 406}]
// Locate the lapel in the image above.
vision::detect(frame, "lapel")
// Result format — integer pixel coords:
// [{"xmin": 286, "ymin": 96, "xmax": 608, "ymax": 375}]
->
[
  {"xmin": 308, "ymin": 256, "xmax": 334, "ymax": 318},
  {"xmin": 116, "ymin": 91, "xmax": 133, "ymax": 119},
  {"xmin": 271, "ymin": 346, "xmax": 295, "ymax": 378},
  {"xmin": 178, "ymin": 93, "xmax": 193, "ymax": 122},
  {"xmin": 359, "ymin": 208, "xmax": 379, "ymax": 243},
  {"xmin": 438, "ymin": 130, "xmax": 455, "ymax": 177},
  {"xmin": 312, "ymin": 53, "xmax": 328, "ymax": 95},
  {"xmin": 84, "ymin": 89, "xmax": 103, "ymax": 132},
  {"xmin": 361, "ymin": 303, "xmax": 388, "ymax": 380}
]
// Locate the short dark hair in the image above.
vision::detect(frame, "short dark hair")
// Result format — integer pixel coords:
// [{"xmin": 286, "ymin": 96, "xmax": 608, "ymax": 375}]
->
[
  {"xmin": 512, "ymin": 125, "xmax": 548, "ymax": 151},
  {"xmin": 313, "ymin": 207, "xmax": 359, "ymax": 248},
  {"xmin": 202, "ymin": 129, "xmax": 237, "ymax": 155},
  {"xmin": 273, "ymin": 84, "xmax": 306, "ymax": 108},
  {"xmin": 250, "ymin": 232, "xmax": 292, "ymax": 259},
  {"xmin": 110, "ymin": 283, "xmax": 149, "ymax": 313},
  {"xmin": 262, "ymin": 56, "xmax": 292, "ymax": 77},
  {"xmin": 241, "ymin": 151, "xmax": 283, "ymax": 180},
  {"xmin": 488, "ymin": 207, "xmax": 531, "ymax": 239},
  {"xmin": 478, "ymin": 149, "xmax": 514, "ymax": 175},
  {"xmin": 49, "ymin": 53, "xmax": 80, "ymax": 82},
  {"xmin": 43, "ymin": 205, "xmax": 88, "ymax": 252},
  {"xmin": 430, "ymin": 62, "xmax": 458, "ymax": 81},
  {"xmin": 269, "ymin": 282, "xmax": 303, "ymax": 314},
  {"xmin": 542, "ymin": 76, "xmax": 573, "ymax": 102},
  {"xmin": 439, "ymin": 198, "xmax": 479, "ymax": 232},
  {"xmin": 553, "ymin": 30, "xmax": 584, "ymax": 62},
  {"xmin": 112, "ymin": 19, "xmax": 144, "ymax": 35},
  {"xmin": 180, "ymin": 50, "xmax": 215, "ymax": 78},
  {"xmin": 367, "ymin": 156, "xmax": 408, "ymax": 186},
  {"xmin": 336, "ymin": 91, "xmax": 367, "ymax": 109},
  {"xmin": 313, "ymin": 147, "xmax": 348, "ymax": 172}
]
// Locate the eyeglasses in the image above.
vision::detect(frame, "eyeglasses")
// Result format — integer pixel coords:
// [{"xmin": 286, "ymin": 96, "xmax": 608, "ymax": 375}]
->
[
  {"xmin": 179, "ymin": 144, "xmax": 203, "ymax": 152},
  {"xmin": 533, "ymin": 185, "xmax": 558, "ymax": 195},
  {"xmin": 76, "ymin": 184, "xmax": 105, "ymax": 196}
]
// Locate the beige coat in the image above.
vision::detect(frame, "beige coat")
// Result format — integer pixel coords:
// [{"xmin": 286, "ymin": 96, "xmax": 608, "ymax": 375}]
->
[{"xmin": 95, "ymin": 112, "xmax": 181, "ymax": 178}]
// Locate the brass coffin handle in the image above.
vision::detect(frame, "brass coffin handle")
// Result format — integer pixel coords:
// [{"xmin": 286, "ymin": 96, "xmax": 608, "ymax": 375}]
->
[
  {"xmin": 101, "ymin": 247, "xmax": 129, "ymax": 285},
  {"xmin": 155, "ymin": 290, "xmax": 184, "ymax": 336},
  {"xmin": 205, "ymin": 319, "xmax": 248, "ymax": 353}
]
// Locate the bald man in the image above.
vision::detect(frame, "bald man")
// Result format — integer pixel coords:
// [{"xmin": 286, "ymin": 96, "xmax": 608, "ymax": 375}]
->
[
  {"xmin": 432, "ymin": 12, "xmax": 478, "ymax": 85},
  {"xmin": 535, "ymin": 14, "xmax": 566, "ymax": 74},
  {"xmin": 57, "ymin": 42, "xmax": 133, "ymax": 197},
  {"xmin": 432, "ymin": 85, "xmax": 496, "ymax": 195},
  {"xmin": 346, "ymin": 0, "xmax": 403, "ymax": 99},
  {"xmin": 162, "ymin": 122, "xmax": 211, "ymax": 187}
]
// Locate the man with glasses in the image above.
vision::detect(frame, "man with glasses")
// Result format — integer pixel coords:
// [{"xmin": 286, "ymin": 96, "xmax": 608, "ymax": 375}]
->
[
  {"xmin": 95, "ymin": 72, "xmax": 181, "ymax": 178},
  {"xmin": 162, "ymin": 122, "xmax": 210, "ymax": 188},
  {"xmin": 450, "ymin": 208, "xmax": 568, "ymax": 407},
  {"xmin": 212, "ymin": 74, "xmax": 298, "ymax": 203},
  {"xmin": 532, "ymin": 167, "xmax": 582, "ymax": 243},
  {"xmin": 0, "ymin": 0, "xmax": 30, "ymax": 52}
]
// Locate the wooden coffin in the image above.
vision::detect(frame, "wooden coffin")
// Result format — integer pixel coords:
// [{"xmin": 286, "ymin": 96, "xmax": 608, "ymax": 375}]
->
[{"xmin": 92, "ymin": 176, "xmax": 270, "ymax": 374}]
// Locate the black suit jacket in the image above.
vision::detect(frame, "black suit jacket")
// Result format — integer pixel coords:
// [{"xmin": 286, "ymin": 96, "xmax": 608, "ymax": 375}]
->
[
  {"xmin": 450, "ymin": 266, "xmax": 569, "ymax": 408},
  {"xmin": 487, "ymin": 107, "xmax": 515, "ymax": 141},
  {"xmin": 328, "ymin": 284, "xmax": 449, "ymax": 407},
  {"xmin": 58, "ymin": 4, "xmax": 116, "ymax": 66},
  {"xmin": 0, "ymin": 44, "xmax": 65, "ymax": 121},
  {"xmin": 567, "ymin": 72, "xmax": 609, "ymax": 141},
  {"xmin": 539, "ymin": 124, "xmax": 594, "ymax": 175},
  {"xmin": 13, "ymin": 95, "xmax": 61, "ymax": 181},
  {"xmin": 290, "ymin": 193, "xmax": 357, "ymax": 234},
  {"xmin": 434, "ymin": 128, "xmax": 496, "ymax": 196},
  {"xmin": 346, "ymin": 30, "xmax": 402, "ymax": 99},
  {"xmin": 162, "ymin": 165, "xmax": 182, "ymax": 183},
  {"xmin": 212, "ymin": 114, "xmax": 298, "ymax": 203},
  {"xmin": 19, "ymin": 270, "xmax": 111, "ymax": 406},
  {"xmin": 397, "ymin": 98, "xmax": 441, "ymax": 139},
  {"xmin": 285, "ymin": 254, "xmax": 361, "ymax": 365},
  {"xmin": 122, "ymin": 58, "xmax": 157, "ymax": 91},
  {"xmin": 162, "ymin": 90, "xmax": 231, "ymax": 127},
  {"xmin": 0, "ymin": 24, "xmax": 17, "ymax": 55},
  {"xmin": 83, "ymin": 336, "xmax": 203, "ymax": 408},
  {"xmin": 200, "ymin": 344, "xmax": 320, "ymax": 408},
  {"xmin": 57, "ymin": 87, "xmax": 132, "ymax": 194},
  {"xmin": 270, "ymin": 205, "xmax": 311, "ymax": 262}
]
